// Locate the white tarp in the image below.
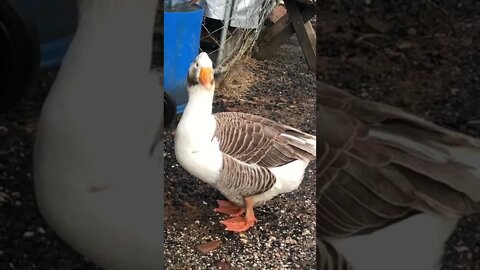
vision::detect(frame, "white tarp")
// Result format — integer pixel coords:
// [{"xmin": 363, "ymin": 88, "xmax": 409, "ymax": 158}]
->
[{"xmin": 198, "ymin": 0, "xmax": 263, "ymax": 29}]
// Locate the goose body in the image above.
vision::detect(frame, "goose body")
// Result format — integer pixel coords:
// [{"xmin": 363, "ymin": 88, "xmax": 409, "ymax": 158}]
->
[
  {"xmin": 33, "ymin": 1, "xmax": 163, "ymax": 269},
  {"xmin": 174, "ymin": 53, "xmax": 316, "ymax": 231},
  {"xmin": 316, "ymin": 81, "xmax": 480, "ymax": 270}
]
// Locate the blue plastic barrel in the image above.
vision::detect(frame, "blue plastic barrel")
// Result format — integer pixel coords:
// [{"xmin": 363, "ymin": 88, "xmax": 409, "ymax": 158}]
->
[{"xmin": 164, "ymin": 4, "xmax": 204, "ymax": 114}]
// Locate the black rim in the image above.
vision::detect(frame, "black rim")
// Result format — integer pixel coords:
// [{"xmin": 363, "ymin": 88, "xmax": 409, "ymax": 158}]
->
[
  {"xmin": 164, "ymin": 93, "xmax": 176, "ymax": 127},
  {"xmin": 0, "ymin": 1, "xmax": 40, "ymax": 111},
  {"xmin": 0, "ymin": 20, "xmax": 13, "ymax": 98}
]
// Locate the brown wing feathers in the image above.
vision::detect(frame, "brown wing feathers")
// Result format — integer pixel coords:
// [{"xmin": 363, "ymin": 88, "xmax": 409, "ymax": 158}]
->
[
  {"xmin": 218, "ymin": 154, "xmax": 277, "ymax": 197},
  {"xmin": 317, "ymin": 239, "xmax": 353, "ymax": 270},
  {"xmin": 212, "ymin": 112, "xmax": 316, "ymax": 198},
  {"xmin": 317, "ymin": 81, "xmax": 480, "ymax": 239},
  {"xmin": 214, "ymin": 112, "xmax": 316, "ymax": 167}
]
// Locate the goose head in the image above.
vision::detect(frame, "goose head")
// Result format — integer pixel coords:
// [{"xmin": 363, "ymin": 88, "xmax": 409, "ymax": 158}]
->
[{"xmin": 187, "ymin": 52, "xmax": 215, "ymax": 91}]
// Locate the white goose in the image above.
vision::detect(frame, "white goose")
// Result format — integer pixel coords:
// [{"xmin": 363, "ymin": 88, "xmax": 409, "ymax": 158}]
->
[
  {"xmin": 33, "ymin": 0, "xmax": 163, "ymax": 269},
  {"xmin": 174, "ymin": 52, "xmax": 316, "ymax": 232}
]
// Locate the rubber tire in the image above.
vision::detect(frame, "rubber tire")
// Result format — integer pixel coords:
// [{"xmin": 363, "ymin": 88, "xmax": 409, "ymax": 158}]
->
[
  {"xmin": 164, "ymin": 92, "xmax": 176, "ymax": 128},
  {"xmin": 0, "ymin": 1, "xmax": 40, "ymax": 112}
]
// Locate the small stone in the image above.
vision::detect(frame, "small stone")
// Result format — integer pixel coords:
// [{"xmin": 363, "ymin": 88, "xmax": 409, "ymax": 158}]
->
[
  {"xmin": 285, "ymin": 237, "xmax": 298, "ymax": 245},
  {"xmin": 455, "ymin": 246, "xmax": 469, "ymax": 252},
  {"xmin": 407, "ymin": 27, "xmax": 417, "ymax": 35},
  {"xmin": 0, "ymin": 192, "xmax": 9, "ymax": 203},
  {"xmin": 23, "ymin": 231, "xmax": 34, "ymax": 238},
  {"xmin": 397, "ymin": 41, "xmax": 416, "ymax": 50}
]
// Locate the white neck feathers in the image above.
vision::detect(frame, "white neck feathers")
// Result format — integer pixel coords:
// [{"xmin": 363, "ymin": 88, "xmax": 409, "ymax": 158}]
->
[{"xmin": 183, "ymin": 85, "xmax": 215, "ymax": 119}]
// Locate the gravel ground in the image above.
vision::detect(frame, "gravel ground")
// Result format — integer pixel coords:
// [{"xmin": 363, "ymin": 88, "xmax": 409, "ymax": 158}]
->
[
  {"xmin": 317, "ymin": 1, "xmax": 480, "ymax": 269},
  {"xmin": 164, "ymin": 37, "xmax": 316, "ymax": 269}
]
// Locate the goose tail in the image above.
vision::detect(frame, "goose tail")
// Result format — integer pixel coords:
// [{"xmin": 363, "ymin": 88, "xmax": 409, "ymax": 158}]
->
[{"xmin": 281, "ymin": 129, "xmax": 316, "ymax": 161}]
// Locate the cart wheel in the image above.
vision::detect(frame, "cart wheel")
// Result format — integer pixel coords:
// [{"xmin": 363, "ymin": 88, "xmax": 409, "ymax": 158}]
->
[
  {"xmin": 164, "ymin": 92, "xmax": 176, "ymax": 127},
  {"xmin": 0, "ymin": 1, "xmax": 40, "ymax": 112}
]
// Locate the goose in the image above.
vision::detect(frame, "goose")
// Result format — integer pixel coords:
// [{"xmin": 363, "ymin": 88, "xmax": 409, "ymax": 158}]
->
[
  {"xmin": 33, "ymin": 0, "xmax": 163, "ymax": 269},
  {"xmin": 174, "ymin": 52, "xmax": 316, "ymax": 232},
  {"xmin": 316, "ymin": 81, "xmax": 480, "ymax": 270}
]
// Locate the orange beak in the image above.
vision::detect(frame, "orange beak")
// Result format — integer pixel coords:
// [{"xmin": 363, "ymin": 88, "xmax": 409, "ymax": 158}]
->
[{"xmin": 199, "ymin": 67, "xmax": 213, "ymax": 89}]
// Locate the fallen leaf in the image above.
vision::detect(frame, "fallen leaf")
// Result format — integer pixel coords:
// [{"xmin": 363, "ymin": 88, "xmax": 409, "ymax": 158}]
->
[
  {"xmin": 183, "ymin": 201, "xmax": 195, "ymax": 209},
  {"xmin": 196, "ymin": 240, "xmax": 222, "ymax": 254},
  {"xmin": 216, "ymin": 260, "xmax": 231, "ymax": 270},
  {"xmin": 364, "ymin": 17, "xmax": 392, "ymax": 33}
]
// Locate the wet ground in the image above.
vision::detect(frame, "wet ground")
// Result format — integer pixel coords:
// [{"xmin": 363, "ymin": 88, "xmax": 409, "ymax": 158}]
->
[
  {"xmin": 164, "ymin": 37, "xmax": 316, "ymax": 269},
  {"xmin": 317, "ymin": 1, "xmax": 480, "ymax": 269}
]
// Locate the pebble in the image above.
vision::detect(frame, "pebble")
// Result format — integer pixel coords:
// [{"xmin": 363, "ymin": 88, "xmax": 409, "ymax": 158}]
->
[
  {"xmin": 23, "ymin": 231, "xmax": 34, "ymax": 238},
  {"xmin": 0, "ymin": 192, "xmax": 10, "ymax": 203},
  {"xmin": 407, "ymin": 27, "xmax": 417, "ymax": 35},
  {"xmin": 455, "ymin": 246, "xmax": 469, "ymax": 252}
]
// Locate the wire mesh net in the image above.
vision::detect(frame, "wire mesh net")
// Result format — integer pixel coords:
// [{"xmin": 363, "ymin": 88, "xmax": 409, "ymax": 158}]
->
[
  {"xmin": 197, "ymin": 0, "xmax": 278, "ymax": 75},
  {"xmin": 163, "ymin": 0, "xmax": 316, "ymax": 77}
]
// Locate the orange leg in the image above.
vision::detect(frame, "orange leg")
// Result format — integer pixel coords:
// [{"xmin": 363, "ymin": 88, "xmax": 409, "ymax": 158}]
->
[
  {"xmin": 214, "ymin": 200, "xmax": 245, "ymax": 217},
  {"xmin": 220, "ymin": 197, "xmax": 256, "ymax": 232}
]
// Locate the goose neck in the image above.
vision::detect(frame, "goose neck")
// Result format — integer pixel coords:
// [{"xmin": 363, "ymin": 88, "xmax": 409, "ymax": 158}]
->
[{"xmin": 183, "ymin": 87, "xmax": 215, "ymax": 119}]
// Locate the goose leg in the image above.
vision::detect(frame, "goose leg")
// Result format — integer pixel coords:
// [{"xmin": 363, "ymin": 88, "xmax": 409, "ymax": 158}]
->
[
  {"xmin": 220, "ymin": 197, "xmax": 256, "ymax": 232},
  {"xmin": 214, "ymin": 200, "xmax": 245, "ymax": 217}
]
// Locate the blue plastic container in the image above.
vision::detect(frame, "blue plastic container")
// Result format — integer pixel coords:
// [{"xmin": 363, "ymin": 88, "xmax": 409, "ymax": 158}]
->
[{"xmin": 164, "ymin": 4, "xmax": 204, "ymax": 113}]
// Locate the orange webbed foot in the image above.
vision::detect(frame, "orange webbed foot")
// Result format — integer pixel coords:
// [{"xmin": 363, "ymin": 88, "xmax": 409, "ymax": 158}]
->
[
  {"xmin": 220, "ymin": 216, "xmax": 256, "ymax": 232},
  {"xmin": 219, "ymin": 196, "xmax": 256, "ymax": 232},
  {"xmin": 213, "ymin": 200, "xmax": 245, "ymax": 217}
]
